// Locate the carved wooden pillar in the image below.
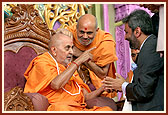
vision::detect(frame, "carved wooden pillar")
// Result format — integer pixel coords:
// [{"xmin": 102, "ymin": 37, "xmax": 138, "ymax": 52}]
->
[{"xmin": 114, "ymin": 4, "xmax": 131, "ymax": 80}]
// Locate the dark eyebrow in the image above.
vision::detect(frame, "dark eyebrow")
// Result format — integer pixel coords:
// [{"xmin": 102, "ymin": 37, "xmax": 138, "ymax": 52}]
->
[
  {"xmin": 80, "ymin": 30, "xmax": 93, "ymax": 34},
  {"xmin": 87, "ymin": 31, "xmax": 93, "ymax": 34},
  {"xmin": 80, "ymin": 30, "xmax": 84, "ymax": 32},
  {"xmin": 65, "ymin": 45, "xmax": 71, "ymax": 49},
  {"xmin": 65, "ymin": 45, "xmax": 73, "ymax": 49}
]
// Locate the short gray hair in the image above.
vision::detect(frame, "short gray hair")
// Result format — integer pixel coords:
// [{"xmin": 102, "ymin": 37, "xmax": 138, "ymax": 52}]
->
[
  {"xmin": 48, "ymin": 28, "xmax": 73, "ymax": 49},
  {"xmin": 122, "ymin": 9, "xmax": 153, "ymax": 35}
]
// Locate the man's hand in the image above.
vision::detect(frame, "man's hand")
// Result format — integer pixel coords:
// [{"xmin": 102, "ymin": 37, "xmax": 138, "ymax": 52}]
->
[
  {"xmin": 102, "ymin": 73, "xmax": 126, "ymax": 92},
  {"xmin": 74, "ymin": 47, "xmax": 96, "ymax": 65}
]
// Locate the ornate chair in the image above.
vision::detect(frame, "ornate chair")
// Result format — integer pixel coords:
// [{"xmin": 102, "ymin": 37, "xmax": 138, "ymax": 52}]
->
[{"xmin": 4, "ymin": 4, "xmax": 50, "ymax": 111}]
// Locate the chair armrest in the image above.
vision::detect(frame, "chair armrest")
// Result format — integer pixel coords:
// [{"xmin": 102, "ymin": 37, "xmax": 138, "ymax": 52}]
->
[
  {"xmin": 4, "ymin": 86, "xmax": 34, "ymax": 111},
  {"xmin": 25, "ymin": 93, "xmax": 49, "ymax": 111}
]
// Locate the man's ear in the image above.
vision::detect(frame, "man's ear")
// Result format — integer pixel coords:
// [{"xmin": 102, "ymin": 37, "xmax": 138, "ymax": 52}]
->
[
  {"xmin": 134, "ymin": 27, "xmax": 141, "ymax": 38},
  {"xmin": 51, "ymin": 47, "xmax": 57, "ymax": 56}
]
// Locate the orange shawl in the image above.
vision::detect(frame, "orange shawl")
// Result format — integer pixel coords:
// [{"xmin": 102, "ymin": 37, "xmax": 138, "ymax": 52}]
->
[
  {"xmin": 127, "ymin": 70, "xmax": 133, "ymax": 83},
  {"xmin": 24, "ymin": 52, "xmax": 112, "ymax": 111},
  {"xmin": 67, "ymin": 24, "xmax": 118, "ymax": 97}
]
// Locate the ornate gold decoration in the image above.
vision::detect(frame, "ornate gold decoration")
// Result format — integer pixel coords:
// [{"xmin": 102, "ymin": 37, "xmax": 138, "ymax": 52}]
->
[
  {"xmin": 4, "ymin": 86, "xmax": 34, "ymax": 111},
  {"xmin": 44, "ymin": 4, "xmax": 91, "ymax": 29}
]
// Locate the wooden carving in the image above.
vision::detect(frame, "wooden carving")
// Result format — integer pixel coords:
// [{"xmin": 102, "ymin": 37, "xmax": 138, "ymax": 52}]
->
[
  {"xmin": 4, "ymin": 86, "xmax": 34, "ymax": 111},
  {"xmin": 4, "ymin": 4, "xmax": 51, "ymax": 55}
]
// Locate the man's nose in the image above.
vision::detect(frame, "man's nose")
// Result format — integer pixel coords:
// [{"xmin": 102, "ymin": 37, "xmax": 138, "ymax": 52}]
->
[
  {"xmin": 69, "ymin": 48, "xmax": 73, "ymax": 54},
  {"xmin": 83, "ymin": 33, "xmax": 88, "ymax": 38},
  {"xmin": 125, "ymin": 36, "xmax": 129, "ymax": 41}
]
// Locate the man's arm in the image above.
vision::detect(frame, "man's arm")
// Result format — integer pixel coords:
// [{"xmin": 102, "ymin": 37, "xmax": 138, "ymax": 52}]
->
[
  {"xmin": 84, "ymin": 60, "xmax": 110, "ymax": 79},
  {"xmin": 50, "ymin": 62, "xmax": 79, "ymax": 90},
  {"xmin": 82, "ymin": 86, "xmax": 105, "ymax": 101},
  {"xmin": 50, "ymin": 47, "xmax": 95, "ymax": 90},
  {"xmin": 84, "ymin": 61, "xmax": 110, "ymax": 79},
  {"xmin": 73, "ymin": 46, "xmax": 110, "ymax": 79}
]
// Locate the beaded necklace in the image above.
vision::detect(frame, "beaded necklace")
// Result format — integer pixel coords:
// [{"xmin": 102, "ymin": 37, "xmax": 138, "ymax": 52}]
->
[{"xmin": 48, "ymin": 52, "xmax": 81, "ymax": 96}]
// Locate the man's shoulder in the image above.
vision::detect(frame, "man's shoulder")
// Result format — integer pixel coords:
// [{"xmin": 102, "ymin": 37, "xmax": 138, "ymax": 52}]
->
[
  {"xmin": 34, "ymin": 52, "xmax": 52, "ymax": 63},
  {"xmin": 97, "ymin": 29, "xmax": 113, "ymax": 40},
  {"xmin": 93, "ymin": 29, "xmax": 115, "ymax": 50},
  {"xmin": 143, "ymin": 34, "xmax": 157, "ymax": 49}
]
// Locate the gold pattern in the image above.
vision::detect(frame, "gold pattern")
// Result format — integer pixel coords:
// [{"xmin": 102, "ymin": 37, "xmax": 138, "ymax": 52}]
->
[
  {"xmin": 4, "ymin": 4, "xmax": 91, "ymax": 30},
  {"xmin": 44, "ymin": 4, "xmax": 91, "ymax": 29}
]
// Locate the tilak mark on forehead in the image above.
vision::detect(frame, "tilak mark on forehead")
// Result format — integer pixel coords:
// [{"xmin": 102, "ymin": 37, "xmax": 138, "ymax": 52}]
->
[{"xmin": 85, "ymin": 28, "xmax": 87, "ymax": 30}]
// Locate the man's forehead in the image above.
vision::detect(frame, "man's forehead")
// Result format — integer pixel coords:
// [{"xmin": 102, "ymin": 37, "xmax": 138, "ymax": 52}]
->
[
  {"xmin": 78, "ymin": 21, "xmax": 95, "ymax": 29},
  {"xmin": 125, "ymin": 23, "xmax": 132, "ymax": 32},
  {"xmin": 78, "ymin": 26, "xmax": 95, "ymax": 32}
]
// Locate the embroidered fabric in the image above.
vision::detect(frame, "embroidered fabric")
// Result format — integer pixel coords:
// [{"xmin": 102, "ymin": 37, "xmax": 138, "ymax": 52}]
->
[{"xmin": 48, "ymin": 52, "xmax": 81, "ymax": 96}]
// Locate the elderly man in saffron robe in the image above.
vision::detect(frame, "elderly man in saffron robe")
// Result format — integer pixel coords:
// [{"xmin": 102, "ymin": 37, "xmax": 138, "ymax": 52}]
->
[{"xmin": 24, "ymin": 29, "xmax": 114, "ymax": 111}]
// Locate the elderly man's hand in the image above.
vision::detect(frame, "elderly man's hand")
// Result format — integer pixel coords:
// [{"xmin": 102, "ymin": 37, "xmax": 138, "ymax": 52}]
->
[
  {"xmin": 102, "ymin": 73, "xmax": 126, "ymax": 92},
  {"xmin": 77, "ymin": 47, "xmax": 96, "ymax": 63}
]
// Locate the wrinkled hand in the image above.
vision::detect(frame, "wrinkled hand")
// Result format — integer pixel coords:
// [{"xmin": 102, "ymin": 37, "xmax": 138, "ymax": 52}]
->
[
  {"xmin": 76, "ymin": 47, "xmax": 96, "ymax": 64},
  {"xmin": 102, "ymin": 73, "xmax": 126, "ymax": 92},
  {"xmin": 73, "ymin": 46, "xmax": 83, "ymax": 57}
]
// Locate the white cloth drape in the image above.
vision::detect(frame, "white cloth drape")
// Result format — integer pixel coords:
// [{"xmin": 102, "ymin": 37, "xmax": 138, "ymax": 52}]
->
[
  {"xmin": 157, "ymin": 6, "xmax": 164, "ymax": 52},
  {"xmin": 122, "ymin": 75, "xmax": 133, "ymax": 111}
]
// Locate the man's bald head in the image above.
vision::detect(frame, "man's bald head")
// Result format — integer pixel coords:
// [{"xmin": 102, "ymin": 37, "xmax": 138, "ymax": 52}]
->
[
  {"xmin": 48, "ymin": 28, "xmax": 73, "ymax": 66},
  {"xmin": 76, "ymin": 14, "xmax": 98, "ymax": 46},
  {"xmin": 77, "ymin": 14, "xmax": 98, "ymax": 29},
  {"xmin": 48, "ymin": 28, "xmax": 73, "ymax": 50}
]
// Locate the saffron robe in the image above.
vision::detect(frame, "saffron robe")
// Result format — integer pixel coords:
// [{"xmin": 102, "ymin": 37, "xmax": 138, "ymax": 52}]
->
[
  {"xmin": 24, "ymin": 52, "xmax": 112, "ymax": 111},
  {"xmin": 127, "ymin": 70, "xmax": 133, "ymax": 83},
  {"xmin": 67, "ymin": 24, "xmax": 118, "ymax": 97}
]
